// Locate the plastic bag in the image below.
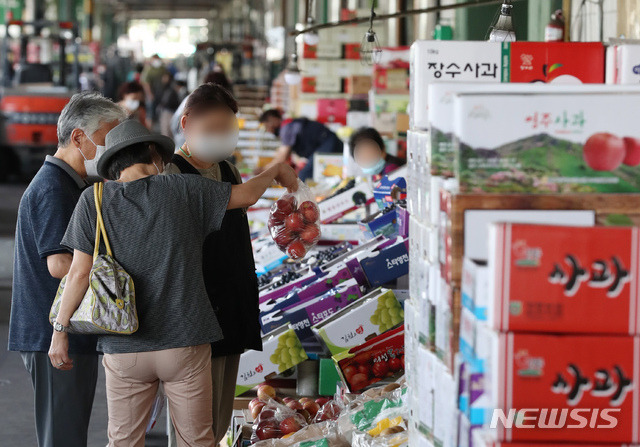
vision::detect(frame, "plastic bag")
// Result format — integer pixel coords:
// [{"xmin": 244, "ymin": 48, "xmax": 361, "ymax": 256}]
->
[
  {"xmin": 253, "ymin": 421, "xmax": 350, "ymax": 447},
  {"xmin": 251, "ymin": 399, "xmax": 309, "ymax": 443},
  {"xmin": 269, "ymin": 180, "xmax": 321, "ymax": 260}
]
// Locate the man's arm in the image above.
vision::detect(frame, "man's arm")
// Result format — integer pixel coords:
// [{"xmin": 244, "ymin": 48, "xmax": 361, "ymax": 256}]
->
[
  {"xmin": 228, "ymin": 162, "xmax": 298, "ymax": 210},
  {"xmin": 46, "ymin": 253, "xmax": 72, "ymax": 279},
  {"xmin": 48, "ymin": 250, "xmax": 93, "ymax": 370}
]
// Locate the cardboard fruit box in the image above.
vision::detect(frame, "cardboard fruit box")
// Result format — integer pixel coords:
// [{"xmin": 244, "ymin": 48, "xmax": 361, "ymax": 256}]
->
[
  {"xmin": 454, "ymin": 91, "xmax": 640, "ymax": 194},
  {"xmin": 426, "ymin": 83, "xmax": 640, "ymax": 179},
  {"xmin": 235, "ymin": 326, "xmax": 308, "ymax": 396},
  {"xmin": 410, "ymin": 41, "xmax": 503, "ymax": 130},
  {"xmin": 259, "ymin": 265, "xmax": 353, "ymax": 315},
  {"xmin": 359, "ymin": 238, "xmax": 410, "ymax": 288},
  {"xmin": 507, "ymin": 42, "xmax": 604, "ymax": 83},
  {"xmin": 259, "ymin": 279, "xmax": 364, "ymax": 338},
  {"xmin": 438, "ymin": 191, "xmax": 640, "ymax": 288},
  {"xmin": 489, "ymin": 223, "xmax": 640, "ymax": 335},
  {"xmin": 333, "ymin": 325, "xmax": 405, "ymax": 392},
  {"xmin": 313, "ymin": 288, "xmax": 403, "ymax": 355},
  {"xmin": 488, "ymin": 332, "xmax": 640, "ymax": 443}
]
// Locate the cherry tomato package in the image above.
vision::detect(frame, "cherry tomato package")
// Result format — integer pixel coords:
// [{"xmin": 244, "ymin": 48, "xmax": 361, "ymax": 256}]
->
[
  {"xmin": 269, "ymin": 180, "xmax": 322, "ymax": 260},
  {"xmin": 334, "ymin": 325, "xmax": 405, "ymax": 392}
]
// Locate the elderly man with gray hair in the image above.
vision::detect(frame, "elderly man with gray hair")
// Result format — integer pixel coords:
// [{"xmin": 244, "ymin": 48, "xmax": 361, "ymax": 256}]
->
[{"xmin": 8, "ymin": 91, "xmax": 126, "ymax": 447}]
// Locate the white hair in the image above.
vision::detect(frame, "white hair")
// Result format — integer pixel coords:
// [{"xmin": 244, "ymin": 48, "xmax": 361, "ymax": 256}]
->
[{"xmin": 57, "ymin": 91, "xmax": 127, "ymax": 147}]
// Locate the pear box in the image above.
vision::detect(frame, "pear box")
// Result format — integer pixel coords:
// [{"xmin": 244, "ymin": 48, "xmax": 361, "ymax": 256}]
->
[
  {"xmin": 312, "ymin": 288, "xmax": 403, "ymax": 355},
  {"xmin": 454, "ymin": 91, "xmax": 640, "ymax": 193},
  {"xmin": 235, "ymin": 326, "xmax": 308, "ymax": 396}
]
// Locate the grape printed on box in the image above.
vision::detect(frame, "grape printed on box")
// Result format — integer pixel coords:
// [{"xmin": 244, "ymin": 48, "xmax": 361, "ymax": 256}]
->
[
  {"xmin": 370, "ymin": 293, "xmax": 404, "ymax": 332},
  {"xmin": 270, "ymin": 330, "xmax": 308, "ymax": 372}
]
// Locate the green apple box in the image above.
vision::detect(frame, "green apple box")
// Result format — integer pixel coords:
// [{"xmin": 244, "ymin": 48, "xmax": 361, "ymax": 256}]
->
[
  {"xmin": 312, "ymin": 288, "xmax": 403, "ymax": 356},
  {"xmin": 454, "ymin": 91, "xmax": 640, "ymax": 193},
  {"xmin": 235, "ymin": 326, "xmax": 307, "ymax": 396}
]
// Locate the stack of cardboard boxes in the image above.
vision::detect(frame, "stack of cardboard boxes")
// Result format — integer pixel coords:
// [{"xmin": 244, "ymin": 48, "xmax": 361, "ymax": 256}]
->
[{"xmin": 404, "ymin": 39, "xmax": 640, "ymax": 447}]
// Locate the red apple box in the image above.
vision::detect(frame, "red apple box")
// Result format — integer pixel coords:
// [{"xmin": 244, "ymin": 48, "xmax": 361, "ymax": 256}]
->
[
  {"xmin": 508, "ymin": 42, "xmax": 605, "ymax": 84},
  {"xmin": 493, "ymin": 332, "xmax": 640, "ymax": 443},
  {"xmin": 490, "ymin": 223, "xmax": 640, "ymax": 335}
]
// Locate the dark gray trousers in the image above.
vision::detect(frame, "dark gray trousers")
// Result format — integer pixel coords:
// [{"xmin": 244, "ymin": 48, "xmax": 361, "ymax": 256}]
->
[{"xmin": 21, "ymin": 351, "xmax": 99, "ymax": 447}]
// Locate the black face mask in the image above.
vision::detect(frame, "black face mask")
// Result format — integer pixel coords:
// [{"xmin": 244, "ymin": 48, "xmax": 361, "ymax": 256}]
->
[{"xmin": 273, "ymin": 126, "xmax": 281, "ymax": 138}]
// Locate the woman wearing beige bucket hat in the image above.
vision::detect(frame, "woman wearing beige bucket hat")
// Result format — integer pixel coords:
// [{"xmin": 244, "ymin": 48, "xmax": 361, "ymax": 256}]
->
[{"xmin": 47, "ymin": 119, "xmax": 298, "ymax": 447}]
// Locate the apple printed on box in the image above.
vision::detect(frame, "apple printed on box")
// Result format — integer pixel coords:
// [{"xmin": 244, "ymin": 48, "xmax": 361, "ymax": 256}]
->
[
  {"xmin": 333, "ymin": 325, "xmax": 405, "ymax": 392},
  {"xmin": 454, "ymin": 92, "xmax": 640, "ymax": 193},
  {"xmin": 235, "ymin": 326, "xmax": 308, "ymax": 396}
]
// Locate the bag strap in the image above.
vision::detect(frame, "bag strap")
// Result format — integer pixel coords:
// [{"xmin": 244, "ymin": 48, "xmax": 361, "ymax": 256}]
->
[
  {"xmin": 171, "ymin": 153, "xmax": 201, "ymax": 176},
  {"xmin": 93, "ymin": 182, "xmax": 113, "ymax": 260}
]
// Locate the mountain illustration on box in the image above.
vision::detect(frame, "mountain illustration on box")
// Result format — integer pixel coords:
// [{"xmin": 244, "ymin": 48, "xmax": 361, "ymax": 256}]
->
[{"xmin": 458, "ymin": 133, "xmax": 640, "ymax": 193}]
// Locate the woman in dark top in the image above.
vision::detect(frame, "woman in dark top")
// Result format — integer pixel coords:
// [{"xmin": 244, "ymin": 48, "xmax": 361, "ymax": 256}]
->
[
  {"xmin": 349, "ymin": 127, "xmax": 405, "ymax": 180},
  {"xmin": 163, "ymin": 82, "xmax": 260, "ymax": 446}
]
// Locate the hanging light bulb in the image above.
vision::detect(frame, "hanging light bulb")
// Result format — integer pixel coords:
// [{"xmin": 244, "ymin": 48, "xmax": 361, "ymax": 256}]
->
[
  {"xmin": 360, "ymin": 30, "xmax": 382, "ymax": 66},
  {"xmin": 303, "ymin": 17, "xmax": 320, "ymax": 46},
  {"xmin": 488, "ymin": 1, "xmax": 516, "ymax": 42},
  {"xmin": 284, "ymin": 53, "xmax": 302, "ymax": 85},
  {"xmin": 359, "ymin": 1, "xmax": 382, "ymax": 66}
]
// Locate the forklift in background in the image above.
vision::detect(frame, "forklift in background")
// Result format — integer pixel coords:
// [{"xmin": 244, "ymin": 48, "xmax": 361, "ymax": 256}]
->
[{"xmin": 0, "ymin": 19, "xmax": 80, "ymax": 181}]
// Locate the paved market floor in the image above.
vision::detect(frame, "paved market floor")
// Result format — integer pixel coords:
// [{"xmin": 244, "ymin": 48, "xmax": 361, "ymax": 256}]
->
[{"xmin": 0, "ymin": 183, "xmax": 169, "ymax": 446}]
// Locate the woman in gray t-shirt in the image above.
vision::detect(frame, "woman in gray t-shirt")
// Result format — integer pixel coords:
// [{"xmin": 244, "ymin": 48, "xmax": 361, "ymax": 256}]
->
[{"xmin": 47, "ymin": 120, "xmax": 298, "ymax": 447}]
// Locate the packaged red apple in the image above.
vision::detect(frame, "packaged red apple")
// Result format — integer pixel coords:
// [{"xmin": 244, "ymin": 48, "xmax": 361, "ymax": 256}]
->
[
  {"xmin": 250, "ymin": 399, "xmax": 308, "ymax": 443},
  {"xmin": 269, "ymin": 180, "xmax": 322, "ymax": 260}
]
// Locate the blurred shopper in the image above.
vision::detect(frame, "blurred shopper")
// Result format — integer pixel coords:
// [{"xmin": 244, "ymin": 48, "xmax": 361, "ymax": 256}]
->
[
  {"xmin": 117, "ymin": 81, "xmax": 151, "ymax": 129},
  {"xmin": 141, "ymin": 54, "xmax": 168, "ymax": 124},
  {"xmin": 349, "ymin": 127, "xmax": 404, "ymax": 179},
  {"xmin": 259, "ymin": 109, "xmax": 343, "ymax": 181},
  {"xmin": 164, "ymin": 83, "xmax": 261, "ymax": 446},
  {"xmin": 158, "ymin": 73, "xmax": 182, "ymax": 136},
  {"xmin": 47, "ymin": 119, "xmax": 298, "ymax": 447},
  {"xmin": 171, "ymin": 69, "xmax": 233, "ymax": 148},
  {"xmin": 8, "ymin": 92, "xmax": 126, "ymax": 447}
]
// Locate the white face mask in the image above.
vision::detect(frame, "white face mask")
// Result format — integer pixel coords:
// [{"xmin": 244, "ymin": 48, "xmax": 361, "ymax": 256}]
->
[
  {"xmin": 187, "ymin": 131, "xmax": 239, "ymax": 163},
  {"xmin": 78, "ymin": 132, "xmax": 106, "ymax": 182},
  {"xmin": 124, "ymin": 99, "xmax": 140, "ymax": 111},
  {"xmin": 152, "ymin": 59, "xmax": 162, "ymax": 68}
]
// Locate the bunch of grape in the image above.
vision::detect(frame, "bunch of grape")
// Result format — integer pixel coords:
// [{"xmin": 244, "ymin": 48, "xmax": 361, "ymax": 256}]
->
[
  {"xmin": 304, "ymin": 242, "xmax": 352, "ymax": 268},
  {"xmin": 370, "ymin": 293, "xmax": 404, "ymax": 333},
  {"xmin": 263, "ymin": 270, "xmax": 304, "ymax": 290},
  {"xmin": 270, "ymin": 331, "xmax": 308, "ymax": 372}
]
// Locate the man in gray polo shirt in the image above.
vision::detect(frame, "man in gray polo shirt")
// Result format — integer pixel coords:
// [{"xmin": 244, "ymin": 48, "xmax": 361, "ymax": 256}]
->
[{"xmin": 8, "ymin": 92, "xmax": 126, "ymax": 447}]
